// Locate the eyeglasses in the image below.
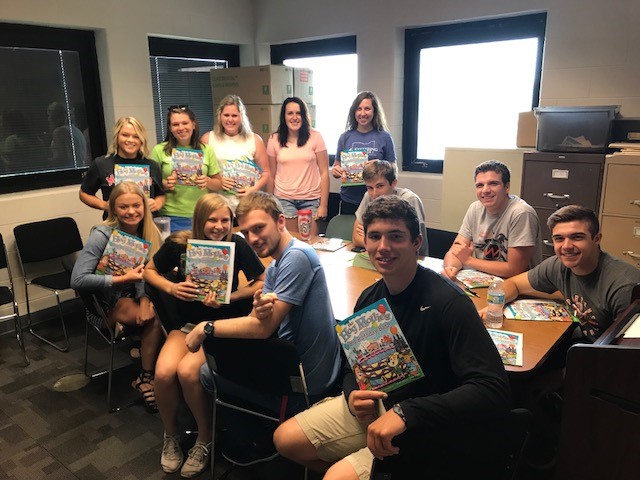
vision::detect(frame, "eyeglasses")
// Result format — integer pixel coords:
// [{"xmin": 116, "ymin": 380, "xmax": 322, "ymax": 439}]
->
[{"xmin": 168, "ymin": 104, "xmax": 189, "ymax": 112}]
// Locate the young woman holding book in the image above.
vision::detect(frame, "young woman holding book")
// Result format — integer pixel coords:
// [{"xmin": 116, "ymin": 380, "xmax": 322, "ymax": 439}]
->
[
  {"xmin": 150, "ymin": 105, "xmax": 222, "ymax": 232},
  {"xmin": 80, "ymin": 116, "xmax": 166, "ymax": 219},
  {"xmin": 267, "ymin": 96, "xmax": 329, "ymax": 236},
  {"xmin": 331, "ymin": 91, "xmax": 396, "ymax": 214},
  {"xmin": 70, "ymin": 181, "xmax": 164, "ymax": 412},
  {"xmin": 143, "ymin": 193, "xmax": 265, "ymax": 477},
  {"xmin": 201, "ymin": 95, "xmax": 270, "ymax": 214}
]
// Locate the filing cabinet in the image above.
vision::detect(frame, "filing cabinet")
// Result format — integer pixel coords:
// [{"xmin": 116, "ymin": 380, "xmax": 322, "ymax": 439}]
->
[
  {"xmin": 521, "ymin": 152, "xmax": 605, "ymax": 258},
  {"xmin": 599, "ymin": 154, "xmax": 640, "ymax": 267}
]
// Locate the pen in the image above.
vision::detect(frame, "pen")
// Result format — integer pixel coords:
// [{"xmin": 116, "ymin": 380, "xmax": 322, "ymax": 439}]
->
[{"xmin": 465, "ymin": 287, "xmax": 479, "ymax": 298}]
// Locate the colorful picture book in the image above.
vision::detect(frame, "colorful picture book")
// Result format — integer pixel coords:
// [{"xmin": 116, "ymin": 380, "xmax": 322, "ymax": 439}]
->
[
  {"xmin": 311, "ymin": 237, "xmax": 349, "ymax": 252},
  {"xmin": 172, "ymin": 148, "xmax": 204, "ymax": 186},
  {"xmin": 455, "ymin": 269, "xmax": 497, "ymax": 289},
  {"xmin": 95, "ymin": 229, "xmax": 151, "ymax": 276},
  {"xmin": 336, "ymin": 298, "xmax": 424, "ymax": 392},
  {"xmin": 185, "ymin": 239, "xmax": 235, "ymax": 304},
  {"xmin": 352, "ymin": 251, "xmax": 376, "ymax": 271},
  {"xmin": 504, "ymin": 299, "xmax": 573, "ymax": 322},
  {"xmin": 114, "ymin": 163, "xmax": 151, "ymax": 197},
  {"xmin": 340, "ymin": 150, "xmax": 368, "ymax": 186},
  {"xmin": 487, "ymin": 328, "xmax": 523, "ymax": 367},
  {"xmin": 220, "ymin": 157, "xmax": 261, "ymax": 193}
]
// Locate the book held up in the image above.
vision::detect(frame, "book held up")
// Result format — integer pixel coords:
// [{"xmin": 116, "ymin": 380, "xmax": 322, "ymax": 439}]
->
[
  {"xmin": 172, "ymin": 148, "xmax": 204, "ymax": 186},
  {"xmin": 340, "ymin": 150, "xmax": 368, "ymax": 187},
  {"xmin": 220, "ymin": 157, "xmax": 261, "ymax": 193},
  {"xmin": 336, "ymin": 298, "xmax": 424, "ymax": 392},
  {"xmin": 185, "ymin": 239, "xmax": 235, "ymax": 304},
  {"xmin": 95, "ymin": 229, "xmax": 151, "ymax": 276},
  {"xmin": 114, "ymin": 163, "xmax": 151, "ymax": 197}
]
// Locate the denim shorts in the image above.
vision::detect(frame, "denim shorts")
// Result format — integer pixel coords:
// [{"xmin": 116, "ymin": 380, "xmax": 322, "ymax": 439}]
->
[
  {"xmin": 167, "ymin": 215, "xmax": 192, "ymax": 233},
  {"xmin": 278, "ymin": 198, "xmax": 320, "ymax": 219}
]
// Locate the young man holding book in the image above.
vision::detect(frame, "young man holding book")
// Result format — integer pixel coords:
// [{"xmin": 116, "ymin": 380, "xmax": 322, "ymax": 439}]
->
[
  {"xmin": 351, "ymin": 160, "xmax": 428, "ymax": 256},
  {"xmin": 274, "ymin": 195, "xmax": 510, "ymax": 479},
  {"xmin": 443, "ymin": 160, "xmax": 542, "ymax": 280},
  {"xmin": 481, "ymin": 205, "xmax": 640, "ymax": 342}
]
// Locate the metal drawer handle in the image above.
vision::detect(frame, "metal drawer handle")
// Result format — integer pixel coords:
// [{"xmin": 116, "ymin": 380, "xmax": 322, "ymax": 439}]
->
[
  {"xmin": 543, "ymin": 193, "xmax": 570, "ymax": 200},
  {"xmin": 623, "ymin": 251, "xmax": 640, "ymax": 261},
  {"xmin": 630, "ymin": 200, "xmax": 640, "ymax": 207},
  {"xmin": 543, "ymin": 240, "xmax": 554, "ymax": 247}
]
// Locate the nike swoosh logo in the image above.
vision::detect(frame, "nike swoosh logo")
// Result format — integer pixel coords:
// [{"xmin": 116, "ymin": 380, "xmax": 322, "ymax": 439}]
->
[{"xmin": 420, "ymin": 306, "xmax": 431, "ymax": 312}]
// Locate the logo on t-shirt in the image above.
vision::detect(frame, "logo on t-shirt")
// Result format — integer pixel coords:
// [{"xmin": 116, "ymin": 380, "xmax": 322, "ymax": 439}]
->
[
  {"xmin": 566, "ymin": 294, "xmax": 597, "ymax": 338},
  {"xmin": 476, "ymin": 233, "xmax": 508, "ymax": 262}
]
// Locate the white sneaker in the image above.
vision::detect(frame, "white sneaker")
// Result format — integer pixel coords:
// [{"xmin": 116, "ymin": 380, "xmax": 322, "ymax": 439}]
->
[
  {"xmin": 161, "ymin": 433, "xmax": 183, "ymax": 473},
  {"xmin": 180, "ymin": 441, "xmax": 211, "ymax": 478}
]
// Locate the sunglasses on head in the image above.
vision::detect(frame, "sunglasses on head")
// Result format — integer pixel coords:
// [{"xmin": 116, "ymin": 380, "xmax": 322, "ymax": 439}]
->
[{"xmin": 168, "ymin": 104, "xmax": 189, "ymax": 112}]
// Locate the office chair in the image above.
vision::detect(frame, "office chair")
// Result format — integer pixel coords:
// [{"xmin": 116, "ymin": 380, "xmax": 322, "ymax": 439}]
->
[
  {"xmin": 13, "ymin": 217, "xmax": 84, "ymax": 352},
  {"xmin": 324, "ymin": 214, "xmax": 356, "ymax": 241},
  {"xmin": 79, "ymin": 290, "xmax": 141, "ymax": 413},
  {"xmin": 203, "ymin": 336, "xmax": 310, "ymax": 479},
  {"xmin": 425, "ymin": 227, "xmax": 457, "ymax": 259},
  {"xmin": 370, "ymin": 408, "xmax": 533, "ymax": 480},
  {"xmin": 0, "ymin": 233, "xmax": 29, "ymax": 366}
]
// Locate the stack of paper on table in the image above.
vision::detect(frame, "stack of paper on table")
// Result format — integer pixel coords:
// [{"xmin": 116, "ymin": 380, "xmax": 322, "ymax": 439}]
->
[
  {"xmin": 504, "ymin": 299, "xmax": 573, "ymax": 322},
  {"xmin": 455, "ymin": 269, "xmax": 498, "ymax": 289}
]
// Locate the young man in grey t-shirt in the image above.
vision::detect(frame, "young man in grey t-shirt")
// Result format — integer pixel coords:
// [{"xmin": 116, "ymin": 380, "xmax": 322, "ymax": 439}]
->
[
  {"xmin": 443, "ymin": 160, "xmax": 541, "ymax": 280},
  {"xmin": 480, "ymin": 205, "xmax": 640, "ymax": 341}
]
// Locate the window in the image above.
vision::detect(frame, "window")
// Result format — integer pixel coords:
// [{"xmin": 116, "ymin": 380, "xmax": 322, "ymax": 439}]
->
[
  {"xmin": 148, "ymin": 37, "xmax": 240, "ymax": 143},
  {"xmin": 403, "ymin": 13, "xmax": 546, "ymax": 173},
  {"xmin": 0, "ymin": 22, "xmax": 105, "ymax": 193},
  {"xmin": 271, "ymin": 37, "xmax": 357, "ymax": 159}
]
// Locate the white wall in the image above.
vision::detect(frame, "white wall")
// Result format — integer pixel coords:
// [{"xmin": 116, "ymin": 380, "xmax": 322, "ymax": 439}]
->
[{"xmin": 0, "ymin": 0, "xmax": 255, "ymax": 318}]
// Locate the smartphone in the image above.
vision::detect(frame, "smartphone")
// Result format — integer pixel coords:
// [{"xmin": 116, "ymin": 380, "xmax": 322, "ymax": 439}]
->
[
  {"xmin": 351, "ymin": 246, "xmax": 366, "ymax": 253},
  {"xmin": 180, "ymin": 323, "xmax": 196, "ymax": 334}
]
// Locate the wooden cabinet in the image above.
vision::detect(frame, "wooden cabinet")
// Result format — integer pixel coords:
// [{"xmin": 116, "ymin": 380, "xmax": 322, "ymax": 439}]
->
[
  {"xmin": 599, "ymin": 154, "xmax": 640, "ymax": 267},
  {"xmin": 521, "ymin": 152, "xmax": 605, "ymax": 258}
]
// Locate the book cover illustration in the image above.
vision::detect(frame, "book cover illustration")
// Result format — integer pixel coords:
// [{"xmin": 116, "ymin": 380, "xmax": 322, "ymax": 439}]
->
[
  {"xmin": 487, "ymin": 328, "xmax": 523, "ymax": 367},
  {"xmin": 336, "ymin": 298, "xmax": 424, "ymax": 392},
  {"xmin": 504, "ymin": 299, "xmax": 573, "ymax": 322},
  {"xmin": 185, "ymin": 239, "xmax": 235, "ymax": 304},
  {"xmin": 455, "ymin": 269, "xmax": 497, "ymax": 289},
  {"xmin": 172, "ymin": 148, "xmax": 204, "ymax": 186},
  {"xmin": 220, "ymin": 157, "xmax": 261, "ymax": 194},
  {"xmin": 352, "ymin": 251, "xmax": 376, "ymax": 271},
  {"xmin": 95, "ymin": 229, "xmax": 151, "ymax": 276},
  {"xmin": 311, "ymin": 237, "xmax": 348, "ymax": 252},
  {"xmin": 114, "ymin": 163, "xmax": 151, "ymax": 197},
  {"xmin": 340, "ymin": 150, "xmax": 368, "ymax": 186}
]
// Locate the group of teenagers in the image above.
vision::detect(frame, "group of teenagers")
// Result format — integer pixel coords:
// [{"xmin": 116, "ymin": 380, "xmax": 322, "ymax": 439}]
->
[{"xmin": 69, "ymin": 86, "xmax": 640, "ymax": 479}]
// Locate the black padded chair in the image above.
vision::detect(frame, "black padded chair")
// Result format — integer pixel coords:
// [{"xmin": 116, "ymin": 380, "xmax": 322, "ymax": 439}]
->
[
  {"xmin": 203, "ymin": 336, "xmax": 310, "ymax": 479},
  {"xmin": 324, "ymin": 214, "xmax": 356, "ymax": 241},
  {"xmin": 13, "ymin": 217, "xmax": 83, "ymax": 352},
  {"xmin": 78, "ymin": 290, "xmax": 141, "ymax": 413},
  {"xmin": 0, "ymin": 233, "xmax": 29, "ymax": 366},
  {"xmin": 426, "ymin": 227, "xmax": 458, "ymax": 259},
  {"xmin": 370, "ymin": 408, "xmax": 533, "ymax": 480}
]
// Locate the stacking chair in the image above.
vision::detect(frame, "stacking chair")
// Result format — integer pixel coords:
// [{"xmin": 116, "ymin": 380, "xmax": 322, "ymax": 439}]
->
[
  {"xmin": 79, "ymin": 290, "xmax": 139, "ymax": 413},
  {"xmin": 0, "ymin": 233, "xmax": 29, "ymax": 366},
  {"xmin": 203, "ymin": 336, "xmax": 310, "ymax": 479},
  {"xmin": 13, "ymin": 217, "xmax": 83, "ymax": 352},
  {"xmin": 425, "ymin": 227, "xmax": 458, "ymax": 259},
  {"xmin": 324, "ymin": 214, "xmax": 356, "ymax": 241}
]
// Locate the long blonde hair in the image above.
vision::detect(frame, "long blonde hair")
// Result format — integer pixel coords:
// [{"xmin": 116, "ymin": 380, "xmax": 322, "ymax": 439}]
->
[
  {"xmin": 107, "ymin": 116, "xmax": 150, "ymax": 158},
  {"xmin": 170, "ymin": 193, "xmax": 233, "ymax": 245},
  {"xmin": 104, "ymin": 181, "xmax": 161, "ymax": 257}
]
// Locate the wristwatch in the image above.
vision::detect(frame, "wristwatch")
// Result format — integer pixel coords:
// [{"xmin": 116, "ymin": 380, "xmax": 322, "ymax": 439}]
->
[
  {"xmin": 203, "ymin": 321, "xmax": 215, "ymax": 337},
  {"xmin": 392, "ymin": 403, "xmax": 406, "ymax": 423}
]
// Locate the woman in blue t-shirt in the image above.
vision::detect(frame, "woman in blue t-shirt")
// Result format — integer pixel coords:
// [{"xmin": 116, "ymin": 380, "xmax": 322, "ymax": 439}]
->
[{"xmin": 331, "ymin": 91, "xmax": 396, "ymax": 214}]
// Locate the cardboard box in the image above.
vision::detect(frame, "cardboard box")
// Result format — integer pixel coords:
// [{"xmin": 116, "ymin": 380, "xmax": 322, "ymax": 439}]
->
[
  {"xmin": 293, "ymin": 67, "xmax": 314, "ymax": 105},
  {"xmin": 210, "ymin": 65, "xmax": 293, "ymax": 106},
  {"xmin": 246, "ymin": 104, "xmax": 317, "ymax": 145},
  {"xmin": 517, "ymin": 111, "xmax": 537, "ymax": 148}
]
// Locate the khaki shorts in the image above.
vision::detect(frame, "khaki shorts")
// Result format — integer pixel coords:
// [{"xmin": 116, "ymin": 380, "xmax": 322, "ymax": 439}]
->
[{"xmin": 294, "ymin": 395, "xmax": 385, "ymax": 480}]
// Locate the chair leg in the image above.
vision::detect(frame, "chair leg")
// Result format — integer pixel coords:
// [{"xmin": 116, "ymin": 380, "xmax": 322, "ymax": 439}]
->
[
  {"xmin": 25, "ymin": 284, "xmax": 70, "ymax": 352},
  {"xmin": 13, "ymin": 307, "xmax": 30, "ymax": 366},
  {"xmin": 107, "ymin": 331, "xmax": 117, "ymax": 413},
  {"xmin": 211, "ymin": 390, "xmax": 218, "ymax": 479}
]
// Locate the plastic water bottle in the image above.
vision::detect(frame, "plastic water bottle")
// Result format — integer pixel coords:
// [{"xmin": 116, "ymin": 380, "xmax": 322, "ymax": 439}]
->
[{"xmin": 485, "ymin": 278, "xmax": 505, "ymax": 328}]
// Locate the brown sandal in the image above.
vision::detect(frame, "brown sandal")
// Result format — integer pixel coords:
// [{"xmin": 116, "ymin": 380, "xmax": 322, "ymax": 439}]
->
[{"xmin": 132, "ymin": 370, "xmax": 158, "ymax": 413}]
